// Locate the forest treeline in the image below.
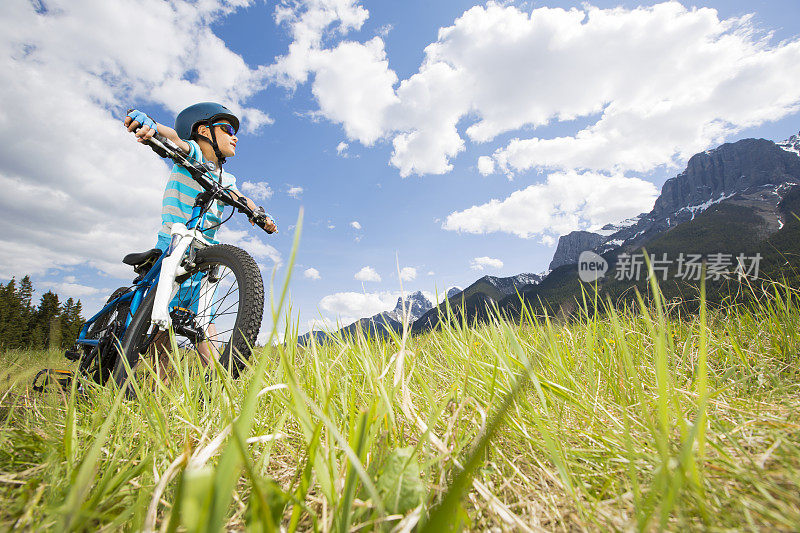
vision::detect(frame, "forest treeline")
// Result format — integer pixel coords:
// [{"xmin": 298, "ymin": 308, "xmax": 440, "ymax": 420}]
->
[{"xmin": 0, "ymin": 276, "xmax": 85, "ymax": 352}]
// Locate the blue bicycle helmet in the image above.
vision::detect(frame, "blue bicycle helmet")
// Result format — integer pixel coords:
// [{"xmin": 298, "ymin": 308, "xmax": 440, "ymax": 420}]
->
[{"xmin": 174, "ymin": 102, "xmax": 240, "ymax": 164}]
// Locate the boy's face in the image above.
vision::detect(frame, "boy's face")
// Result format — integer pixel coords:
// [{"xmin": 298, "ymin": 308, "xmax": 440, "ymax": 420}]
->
[{"xmin": 197, "ymin": 119, "xmax": 237, "ymax": 158}]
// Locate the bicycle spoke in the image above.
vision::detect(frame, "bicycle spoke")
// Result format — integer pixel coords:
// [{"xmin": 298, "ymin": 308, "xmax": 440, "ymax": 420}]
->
[
  {"xmin": 194, "ymin": 310, "xmax": 240, "ymax": 320},
  {"xmin": 186, "ymin": 268, "xmax": 234, "ymax": 309},
  {"xmin": 210, "ymin": 298, "xmax": 240, "ymax": 319}
]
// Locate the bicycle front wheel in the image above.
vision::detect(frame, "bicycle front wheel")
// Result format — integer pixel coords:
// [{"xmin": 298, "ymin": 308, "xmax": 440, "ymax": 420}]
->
[{"xmin": 112, "ymin": 244, "xmax": 264, "ymax": 388}]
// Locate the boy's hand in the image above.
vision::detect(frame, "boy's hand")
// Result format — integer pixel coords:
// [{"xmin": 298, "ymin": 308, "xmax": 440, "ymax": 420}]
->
[
  {"xmin": 259, "ymin": 218, "xmax": 278, "ymax": 234},
  {"xmin": 124, "ymin": 109, "xmax": 158, "ymax": 143},
  {"xmin": 250, "ymin": 206, "xmax": 278, "ymax": 234}
]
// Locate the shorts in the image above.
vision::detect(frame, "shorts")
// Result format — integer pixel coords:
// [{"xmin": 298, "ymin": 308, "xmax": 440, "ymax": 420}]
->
[{"xmin": 170, "ymin": 271, "xmax": 218, "ymax": 323}]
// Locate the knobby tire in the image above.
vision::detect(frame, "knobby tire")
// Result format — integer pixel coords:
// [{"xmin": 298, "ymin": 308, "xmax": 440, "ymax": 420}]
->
[{"xmin": 112, "ymin": 244, "xmax": 264, "ymax": 391}]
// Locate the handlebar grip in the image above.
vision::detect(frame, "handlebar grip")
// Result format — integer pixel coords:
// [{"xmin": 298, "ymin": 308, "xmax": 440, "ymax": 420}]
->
[
  {"xmin": 249, "ymin": 207, "xmax": 278, "ymax": 234},
  {"xmin": 145, "ymin": 135, "xmax": 170, "ymax": 158}
]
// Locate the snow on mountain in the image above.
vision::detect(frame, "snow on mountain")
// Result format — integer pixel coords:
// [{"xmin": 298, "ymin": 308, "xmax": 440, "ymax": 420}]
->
[
  {"xmin": 593, "ymin": 214, "xmax": 645, "ymax": 237},
  {"xmin": 386, "ymin": 290, "xmax": 433, "ymax": 322},
  {"xmin": 778, "ymin": 131, "xmax": 800, "ymax": 157},
  {"xmin": 481, "ymin": 273, "xmax": 544, "ymax": 295},
  {"xmin": 679, "ymin": 192, "xmax": 736, "ymax": 220}
]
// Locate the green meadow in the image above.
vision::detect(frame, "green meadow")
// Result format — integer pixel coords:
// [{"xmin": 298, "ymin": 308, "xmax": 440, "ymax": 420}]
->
[{"xmin": 1, "ymin": 272, "xmax": 799, "ymax": 531}]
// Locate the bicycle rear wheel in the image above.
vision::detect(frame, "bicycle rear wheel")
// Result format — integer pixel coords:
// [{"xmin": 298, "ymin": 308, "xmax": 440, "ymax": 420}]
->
[
  {"xmin": 112, "ymin": 244, "xmax": 264, "ymax": 389},
  {"xmin": 79, "ymin": 287, "xmax": 131, "ymax": 384}
]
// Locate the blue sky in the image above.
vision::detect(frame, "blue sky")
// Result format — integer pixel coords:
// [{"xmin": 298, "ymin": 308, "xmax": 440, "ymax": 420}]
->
[{"xmin": 1, "ymin": 0, "xmax": 799, "ymax": 338}]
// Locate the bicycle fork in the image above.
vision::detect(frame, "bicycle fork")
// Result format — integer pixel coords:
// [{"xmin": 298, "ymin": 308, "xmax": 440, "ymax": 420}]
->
[{"xmin": 151, "ymin": 223, "xmax": 211, "ymax": 330}]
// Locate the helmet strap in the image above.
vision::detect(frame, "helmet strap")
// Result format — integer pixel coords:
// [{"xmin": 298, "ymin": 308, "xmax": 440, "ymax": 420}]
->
[
  {"xmin": 194, "ymin": 123, "xmax": 227, "ymax": 166},
  {"xmin": 209, "ymin": 125, "xmax": 227, "ymax": 165}
]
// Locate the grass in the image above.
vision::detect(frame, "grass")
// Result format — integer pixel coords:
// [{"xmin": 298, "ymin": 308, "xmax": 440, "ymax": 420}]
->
[{"xmin": 1, "ymin": 267, "xmax": 799, "ymax": 530}]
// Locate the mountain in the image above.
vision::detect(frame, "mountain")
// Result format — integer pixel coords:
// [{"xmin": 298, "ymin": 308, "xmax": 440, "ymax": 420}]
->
[
  {"xmin": 298, "ymin": 290, "xmax": 433, "ymax": 345},
  {"xmin": 443, "ymin": 286, "xmax": 463, "ymax": 300},
  {"xmin": 550, "ymin": 134, "xmax": 800, "ymax": 265},
  {"xmin": 596, "ymin": 136, "xmax": 800, "ymax": 254},
  {"xmin": 776, "ymin": 131, "xmax": 799, "ymax": 158},
  {"xmin": 415, "ymin": 131, "xmax": 800, "ymax": 331},
  {"xmin": 549, "ymin": 231, "xmax": 605, "ymax": 270},
  {"xmin": 300, "ymin": 131, "xmax": 800, "ymax": 343},
  {"xmin": 412, "ymin": 273, "xmax": 544, "ymax": 333},
  {"xmin": 384, "ymin": 291, "xmax": 434, "ymax": 322},
  {"xmin": 501, "ymin": 132, "xmax": 800, "ymax": 318}
]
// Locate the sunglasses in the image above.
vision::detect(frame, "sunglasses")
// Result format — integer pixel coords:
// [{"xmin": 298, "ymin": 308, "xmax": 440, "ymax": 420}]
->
[{"xmin": 210, "ymin": 122, "xmax": 236, "ymax": 136}]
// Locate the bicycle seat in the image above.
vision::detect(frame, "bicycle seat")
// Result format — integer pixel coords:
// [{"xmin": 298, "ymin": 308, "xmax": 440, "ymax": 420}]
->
[{"xmin": 123, "ymin": 248, "xmax": 161, "ymax": 267}]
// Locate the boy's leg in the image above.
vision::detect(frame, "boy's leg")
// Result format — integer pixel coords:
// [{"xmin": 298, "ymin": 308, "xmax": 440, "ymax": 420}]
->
[
  {"xmin": 196, "ymin": 322, "xmax": 219, "ymax": 367},
  {"xmin": 194, "ymin": 273, "xmax": 222, "ymax": 368},
  {"xmin": 144, "ymin": 329, "xmax": 173, "ymax": 384}
]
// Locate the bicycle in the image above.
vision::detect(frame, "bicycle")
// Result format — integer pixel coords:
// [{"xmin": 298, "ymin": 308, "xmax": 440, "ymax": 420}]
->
[{"xmin": 63, "ymin": 129, "xmax": 275, "ymax": 391}]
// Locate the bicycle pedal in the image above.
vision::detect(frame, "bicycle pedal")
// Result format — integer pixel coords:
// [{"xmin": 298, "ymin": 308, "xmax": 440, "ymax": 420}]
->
[
  {"xmin": 64, "ymin": 349, "xmax": 81, "ymax": 361},
  {"xmin": 32, "ymin": 369, "xmax": 75, "ymax": 393}
]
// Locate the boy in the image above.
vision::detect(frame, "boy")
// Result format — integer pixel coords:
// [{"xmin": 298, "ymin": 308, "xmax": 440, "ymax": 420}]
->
[
  {"xmin": 125, "ymin": 103, "xmax": 276, "ymax": 244},
  {"xmin": 124, "ymin": 103, "xmax": 276, "ymax": 367}
]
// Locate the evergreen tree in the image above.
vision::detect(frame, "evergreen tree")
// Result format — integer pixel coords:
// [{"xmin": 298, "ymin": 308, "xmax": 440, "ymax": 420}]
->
[
  {"xmin": 0, "ymin": 276, "xmax": 86, "ymax": 351},
  {"xmin": 33, "ymin": 291, "xmax": 60, "ymax": 349},
  {"xmin": 49, "ymin": 316, "xmax": 62, "ymax": 350},
  {"xmin": 0, "ymin": 279, "xmax": 27, "ymax": 349},
  {"xmin": 17, "ymin": 275, "xmax": 33, "ymax": 343},
  {"xmin": 29, "ymin": 323, "xmax": 44, "ymax": 350},
  {"xmin": 18, "ymin": 276, "xmax": 33, "ymax": 308},
  {"xmin": 61, "ymin": 298, "xmax": 84, "ymax": 348},
  {"xmin": 70, "ymin": 300, "xmax": 84, "ymax": 345}
]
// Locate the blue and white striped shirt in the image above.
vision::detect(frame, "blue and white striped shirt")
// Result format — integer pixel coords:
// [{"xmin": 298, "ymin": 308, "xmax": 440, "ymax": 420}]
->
[{"xmin": 156, "ymin": 140, "xmax": 240, "ymax": 250}]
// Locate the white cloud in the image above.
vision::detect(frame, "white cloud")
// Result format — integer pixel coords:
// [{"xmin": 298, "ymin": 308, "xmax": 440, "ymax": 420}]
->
[
  {"xmin": 270, "ymin": 0, "xmax": 369, "ymax": 87},
  {"xmin": 471, "ymin": 256, "xmax": 504, "ymax": 271},
  {"xmin": 327, "ymin": 224, "xmax": 335, "ymax": 229},
  {"xmin": 268, "ymin": 1, "xmax": 396, "ymax": 144},
  {"xmin": 377, "ymin": 24, "xmax": 393, "ymax": 38},
  {"xmin": 541, "ymin": 235, "xmax": 557, "ymax": 247},
  {"xmin": 267, "ymin": 1, "xmax": 800, "ymax": 177},
  {"xmin": 304, "ymin": 267, "xmax": 321, "ymax": 280},
  {"xmin": 319, "ymin": 290, "xmax": 397, "ymax": 322},
  {"xmin": 336, "ymin": 141, "xmax": 349, "ymax": 155},
  {"xmin": 399, "ymin": 267, "xmax": 417, "ymax": 281},
  {"xmin": 39, "ymin": 281, "xmax": 105, "ymax": 299},
  {"xmin": 354, "ymin": 266, "xmax": 381, "ymax": 282},
  {"xmin": 307, "ymin": 316, "xmax": 338, "ymax": 333},
  {"xmin": 241, "ymin": 181, "xmax": 274, "ymax": 200},
  {"xmin": 427, "ymin": 271, "xmax": 435, "ymax": 276},
  {"xmin": 477, "ymin": 156, "xmax": 495, "ymax": 176},
  {"xmin": 350, "ymin": 221, "xmax": 362, "ymax": 230},
  {"xmin": 443, "ymin": 170, "xmax": 658, "ymax": 241},
  {"xmin": 0, "ymin": 0, "xmax": 272, "ymax": 280},
  {"xmin": 216, "ymin": 227, "xmax": 282, "ymax": 266},
  {"xmin": 287, "ymin": 186, "xmax": 304, "ymax": 198}
]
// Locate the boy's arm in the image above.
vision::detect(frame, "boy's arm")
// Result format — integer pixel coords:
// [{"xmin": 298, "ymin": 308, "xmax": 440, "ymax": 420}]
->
[
  {"xmin": 229, "ymin": 190, "xmax": 278, "ymax": 234},
  {"xmin": 124, "ymin": 110, "xmax": 190, "ymax": 153}
]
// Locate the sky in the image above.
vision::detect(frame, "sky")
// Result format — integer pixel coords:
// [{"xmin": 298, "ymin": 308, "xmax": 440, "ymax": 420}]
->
[{"xmin": 1, "ymin": 0, "xmax": 799, "ymax": 339}]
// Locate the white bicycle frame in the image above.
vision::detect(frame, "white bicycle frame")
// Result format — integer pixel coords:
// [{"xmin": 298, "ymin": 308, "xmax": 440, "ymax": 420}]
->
[{"xmin": 150, "ymin": 222, "xmax": 214, "ymax": 331}]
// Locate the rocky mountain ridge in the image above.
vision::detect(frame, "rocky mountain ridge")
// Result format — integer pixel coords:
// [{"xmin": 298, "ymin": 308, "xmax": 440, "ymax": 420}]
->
[
  {"xmin": 384, "ymin": 291, "xmax": 434, "ymax": 322},
  {"xmin": 299, "ymin": 274, "xmax": 543, "ymax": 344},
  {"xmin": 778, "ymin": 131, "xmax": 800, "ymax": 157},
  {"xmin": 549, "ymin": 231, "xmax": 605, "ymax": 270},
  {"xmin": 552, "ymin": 133, "xmax": 800, "ymax": 266},
  {"xmin": 411, "ymin": 272, "xmax": 544, "ymax": 333}
]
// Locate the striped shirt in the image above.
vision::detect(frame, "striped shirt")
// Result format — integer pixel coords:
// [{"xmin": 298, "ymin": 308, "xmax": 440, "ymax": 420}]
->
[{"xmin": 156, "ymin": 140, "xmax": 240, "ymax": 250}]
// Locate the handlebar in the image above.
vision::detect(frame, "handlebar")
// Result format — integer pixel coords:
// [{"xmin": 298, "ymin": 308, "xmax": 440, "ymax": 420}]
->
[{"xmin": 127, "ymin": 111, "xmax": 275, "ymax": 234}]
